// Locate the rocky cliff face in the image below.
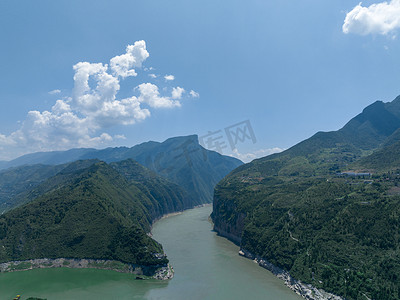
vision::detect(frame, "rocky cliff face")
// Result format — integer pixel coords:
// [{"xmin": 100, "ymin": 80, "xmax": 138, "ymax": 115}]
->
[
  {"xmin": 211, "ymin": 186, "xmax": 246, "ymax": 245},
  {"xmin": 210, "ymin": 95, "xmax": 400, "ymax": 300}
]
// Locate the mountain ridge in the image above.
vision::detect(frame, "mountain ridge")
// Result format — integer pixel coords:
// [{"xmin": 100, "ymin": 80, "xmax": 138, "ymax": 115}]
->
[
  {"xmin": 212, "ymin": 94, "xmax": 400, "ymax": 300},
  {"xmin": 0, "ymin": 158, "xmax": 197, "ymax": 277},
  {"xmin": 0, "ymin": 135, "xmax": 242, "ymax": 206}
]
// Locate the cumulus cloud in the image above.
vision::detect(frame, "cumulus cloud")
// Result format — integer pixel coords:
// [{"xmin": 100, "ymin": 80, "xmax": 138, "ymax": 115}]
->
[
  {"xmin": 0, "ymin": 40, "xmax": 197, "ymax": 160},
  {"xmin": 164, "ymin": 74, "xmax": 175, "ymax": 81},
  {"xmin": 171, "ymin": 87, "xmax": 185, "ymax": 99},
  {"xmin": 343, "ymin": 0, "xmax": 400, "ymax": 36},
  {"xmin": 137, "ymin": 83, "xmax": 181, "ymax": 108},
  {"xmin": 148, "ymin": 73, "xmax": 157, "ymax": 79},
  {"xmin": 110, "ymin": 40, "xmax": 149, "ymax": 78},
  {"xmin": 48, "ymin": 89, "xmax": 61, "ymax": 95},
  {"xmin": 190, "ymin": 90, "xmax": 200, "ymax": 98},
  {"xmin": 230, "ymin": 147, "xmax": 285, "ymax": 163}
]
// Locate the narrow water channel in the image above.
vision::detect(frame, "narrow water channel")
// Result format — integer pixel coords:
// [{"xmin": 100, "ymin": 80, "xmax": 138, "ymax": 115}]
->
[{"xmin": 0, "ymin": 205, "xmax": 302, "ymax": 300}]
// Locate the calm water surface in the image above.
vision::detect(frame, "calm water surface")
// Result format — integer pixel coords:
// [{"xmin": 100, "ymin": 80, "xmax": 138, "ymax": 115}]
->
[{"xmin": 0, "ymin": 205, "xmax": 301, "ymax": 300}]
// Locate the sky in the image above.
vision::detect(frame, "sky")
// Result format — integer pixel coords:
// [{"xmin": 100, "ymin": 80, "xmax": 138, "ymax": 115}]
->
[{"xmin": 0, "ymin": 0, "xmax": 400, "ymax": 162}]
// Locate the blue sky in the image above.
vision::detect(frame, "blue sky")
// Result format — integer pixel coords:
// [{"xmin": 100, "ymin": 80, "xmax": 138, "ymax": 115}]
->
[{"xmin": 0, "ymin": 0, "xmax": 400, "ymax": 162}]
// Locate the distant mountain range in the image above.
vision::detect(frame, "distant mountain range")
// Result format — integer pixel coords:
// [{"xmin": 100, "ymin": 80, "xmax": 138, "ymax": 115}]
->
[
  {"xmin": 212, "ymin": 95, "xmax": 400, "ymax": 300},
  {"xmin": 0, "ymin": 135, "xmax": 242, "ymax": 277},
  {"xmin": 0, "ymin": 135, "xmax": 242, "ymax": 212}
]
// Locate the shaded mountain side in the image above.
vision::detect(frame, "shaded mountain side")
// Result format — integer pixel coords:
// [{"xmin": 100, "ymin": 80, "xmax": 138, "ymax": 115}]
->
[
  {"xmin": 0, "ymin": 160, "xmax": 101, "ymax": 213},
  {"xmin": 110, "ymin": 159, "xmax": 193, "ymax": 220},
  {"xmin": 0, "ymin": 161, "xmax": 7, "ymax": 169},
  {"xmin": 4, "ymin": 158, "xmax": 194, "ymax": 221},
  {"xmin": 385, "ymin": 95, "xmax": 400, "ymax": 118},
  {"xmin": 212, "ymin": 95, "xmax": 400, "ymax": 300},
  {"xmin": 124, "ymin": 135, "xmax": 242, "ymax": 204},
  {"xmin": 340, "ymin": 99, "xmax": 400, "ymax": 148},
  {"xmin": 228, "ymin": 96, "xmax": 400, "ymax": 180},
  {"xmin": 0, "ymin": 162, "xmax": 168, "ymax": 266},
  {"xmin": 0, "ymin": 148, "xmax": 100, "ymax": 169},
  {"xmin": 0, "ymin": 135, "xmax": 243, "ymax": 204},
  {"xmin": 351, "ymin": 139, "xmax": 400, "ymax": 172},
  {"xmin": 0, "ymin": 164, "xmax": 65, "ymax": 213},
  {"xmin": 213, "ymin": 175, "xmax": 400, "ymax": 300},
  {"xmin": 382, "ymin": 127, "xmax": 400, "ymax": 147}
]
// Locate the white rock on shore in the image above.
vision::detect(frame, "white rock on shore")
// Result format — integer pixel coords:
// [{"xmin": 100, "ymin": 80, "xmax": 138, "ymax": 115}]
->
[
  {"xmin": 238, "ymin": 249, "xmax": 343, "ymax": 300},
  {"xmin": 0, "ymin": 258, "xmax": 174, "ymax": 280}
]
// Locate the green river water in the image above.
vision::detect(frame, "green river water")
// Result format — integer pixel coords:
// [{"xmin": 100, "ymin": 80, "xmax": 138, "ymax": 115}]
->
[{"xmin": 0, "ymin": 205, "xmax": 302, "ymax": 300}]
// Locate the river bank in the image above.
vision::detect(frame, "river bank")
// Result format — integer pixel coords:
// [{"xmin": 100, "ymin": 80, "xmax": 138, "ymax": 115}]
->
[
  {"xmin": 0, "ymin": 258, "xmax": 173, "ymax": 280},
  {"xmin": 238, "ymin": 249, "xmax": 343, "ymax": 300},
  {"xmin": 0, "ymin": 205, "xmax": 303, "ymax": 300},
  {"xmin": 152, "ymin": 203, "xmax": 212, "ymax": 223},
  {"xmin": 212, "ymin": 207, "xmax": 344, "ymax": 300}
]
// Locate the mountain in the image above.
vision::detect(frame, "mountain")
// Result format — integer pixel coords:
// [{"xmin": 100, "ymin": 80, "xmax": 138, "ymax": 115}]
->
[
  {"xmin": 0, "ymin": 161, "xmax": 7, "ymax": 169},
  {"xmin": 0, "ymin": 159, "xmax": 193, "ymax": 275},
  {"xmin": 212, "ymin": 95, "xmax": 400, "ymax": 300},
  {"xmin": 0, "ymin": 135, "xmax": 243, "ymax": 205},
  {"xmin": 238, "ymin": 96, "xmax": 400, "ymax": 178},
  {"xmin": 0, "ymin": 164, "xmax": 66, "ymax": 213},
  {"xmin": 351, "ymin": 139, "xmax": 400, "ymax": 172},
  {"xmin": 0, "ymin": 160, "xmax": 101, "ymax": 214},
  {"xmin": 118, "ymin": 135, "xmax": 243, "ymax": 204},
  {"xmin": 0, "ymin": 148, "xmax": 99, "ymax": 169},
  {"xmin": 110, "ymin": 159, "xmax": 193, "ymax": 219}
]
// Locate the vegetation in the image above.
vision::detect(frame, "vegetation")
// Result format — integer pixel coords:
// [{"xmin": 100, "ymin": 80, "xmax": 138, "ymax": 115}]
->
[
  {"xmin": 110, "ymin": 159, "xmax": 193, "ymax": 219},
  {"xmin": 0, "ymin": 160, "xmax": 185, "ymax": 267},
  {"xmin": 212, "ymin": 95, "xmax": 400, "ymax": 299},
  {"xmin": 0, "ymin": 136, "xmax": 241, "ymax": 275},
  {"xmin": 0, "ymin": 135, "xmax": 243, "ymax": 205},
  {"xmin": 0, "ymin": 164, "xmax": 65, "ymax": 213}
]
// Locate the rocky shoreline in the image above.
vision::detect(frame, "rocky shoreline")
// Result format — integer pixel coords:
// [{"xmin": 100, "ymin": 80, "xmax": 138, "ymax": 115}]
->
[
  {"xmin": 238, "ymin": 249, "xmax": 343, "ymax": 300},
  {"xmin": 0, "ymin": 258, "xmax": 174, "ymax": 280}
]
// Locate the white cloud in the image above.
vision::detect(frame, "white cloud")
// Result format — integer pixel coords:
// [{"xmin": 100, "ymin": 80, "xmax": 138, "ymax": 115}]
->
[
  {"xmin": 343, "ymin": 0, "xmax": 400, "ymax": 36},
  {"xmin": 114, "ymin": 134, "xmax": 126, "ymax": 140},
  {"xmin": 230, "ymin": 147, "xmax": 285, "ymax": 163},
  {"xmin": 148, "ymin": 73, "xmax": 157, "ymax": 78},
  {"xmin": 171, "ymin": 87, "xmax": 185, "ymax": 99},
  {"xmin": 137, "ymin": 83, "xmax": 181, "ymax": 108},
  {"xmin": 110, "ymin": 40, "xmax": 149, "ymax": 78},
  {"xmin": 0, "ymin": 41, "xmax": 196, "ymax": 160},
  {"xmin": 48, "ymin": 89, "xmax": 61, "ymax": 95},
  {"xmin": 190, "ymin": 90, "xmax": 200, "ymax": 98},
  {"xmin": 72, "ymin": 62, "xmax": 119, "ymax": 114},
  {"xmin": 164, "ymin": 74, "xmax": 175, "ymax": 81}
]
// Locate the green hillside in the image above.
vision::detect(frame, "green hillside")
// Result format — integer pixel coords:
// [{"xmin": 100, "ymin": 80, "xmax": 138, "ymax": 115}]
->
[
  {"xmin": 212, "ymin": 95, "xmax": 400, "ymax": 300},
  {"xmin": 0, "ymin": 135, "xmax": 243, "ymax": 205},
  {"xmin": 0, "ymin": 164, "xmax": 65, "ymax": 213},
  {"xmin": 352, "ymin": 139, "xmax": 400, "ymax": 172},
  {"xmin": 0, "ymin": 160, "xmax": 100, "ymax": 213},
  {"xmin": 0, "ymin": 158, "xmax": 205, "ymax": 275},
  {"xmin": 110, "ymin": 159, "xmax": 193, "ymax": 219}
]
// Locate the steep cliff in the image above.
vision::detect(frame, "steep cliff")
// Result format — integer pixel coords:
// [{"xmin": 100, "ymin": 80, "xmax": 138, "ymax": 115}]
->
[{"xmin": 212, "ymin": 95, "xmax": 400, "ymax": 300}]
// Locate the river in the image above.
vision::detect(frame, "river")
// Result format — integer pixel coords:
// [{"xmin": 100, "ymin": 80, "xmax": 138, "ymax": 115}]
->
[{"xmin": 0, "ymin": 205, "xmax": 301, "ymax": 300}]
